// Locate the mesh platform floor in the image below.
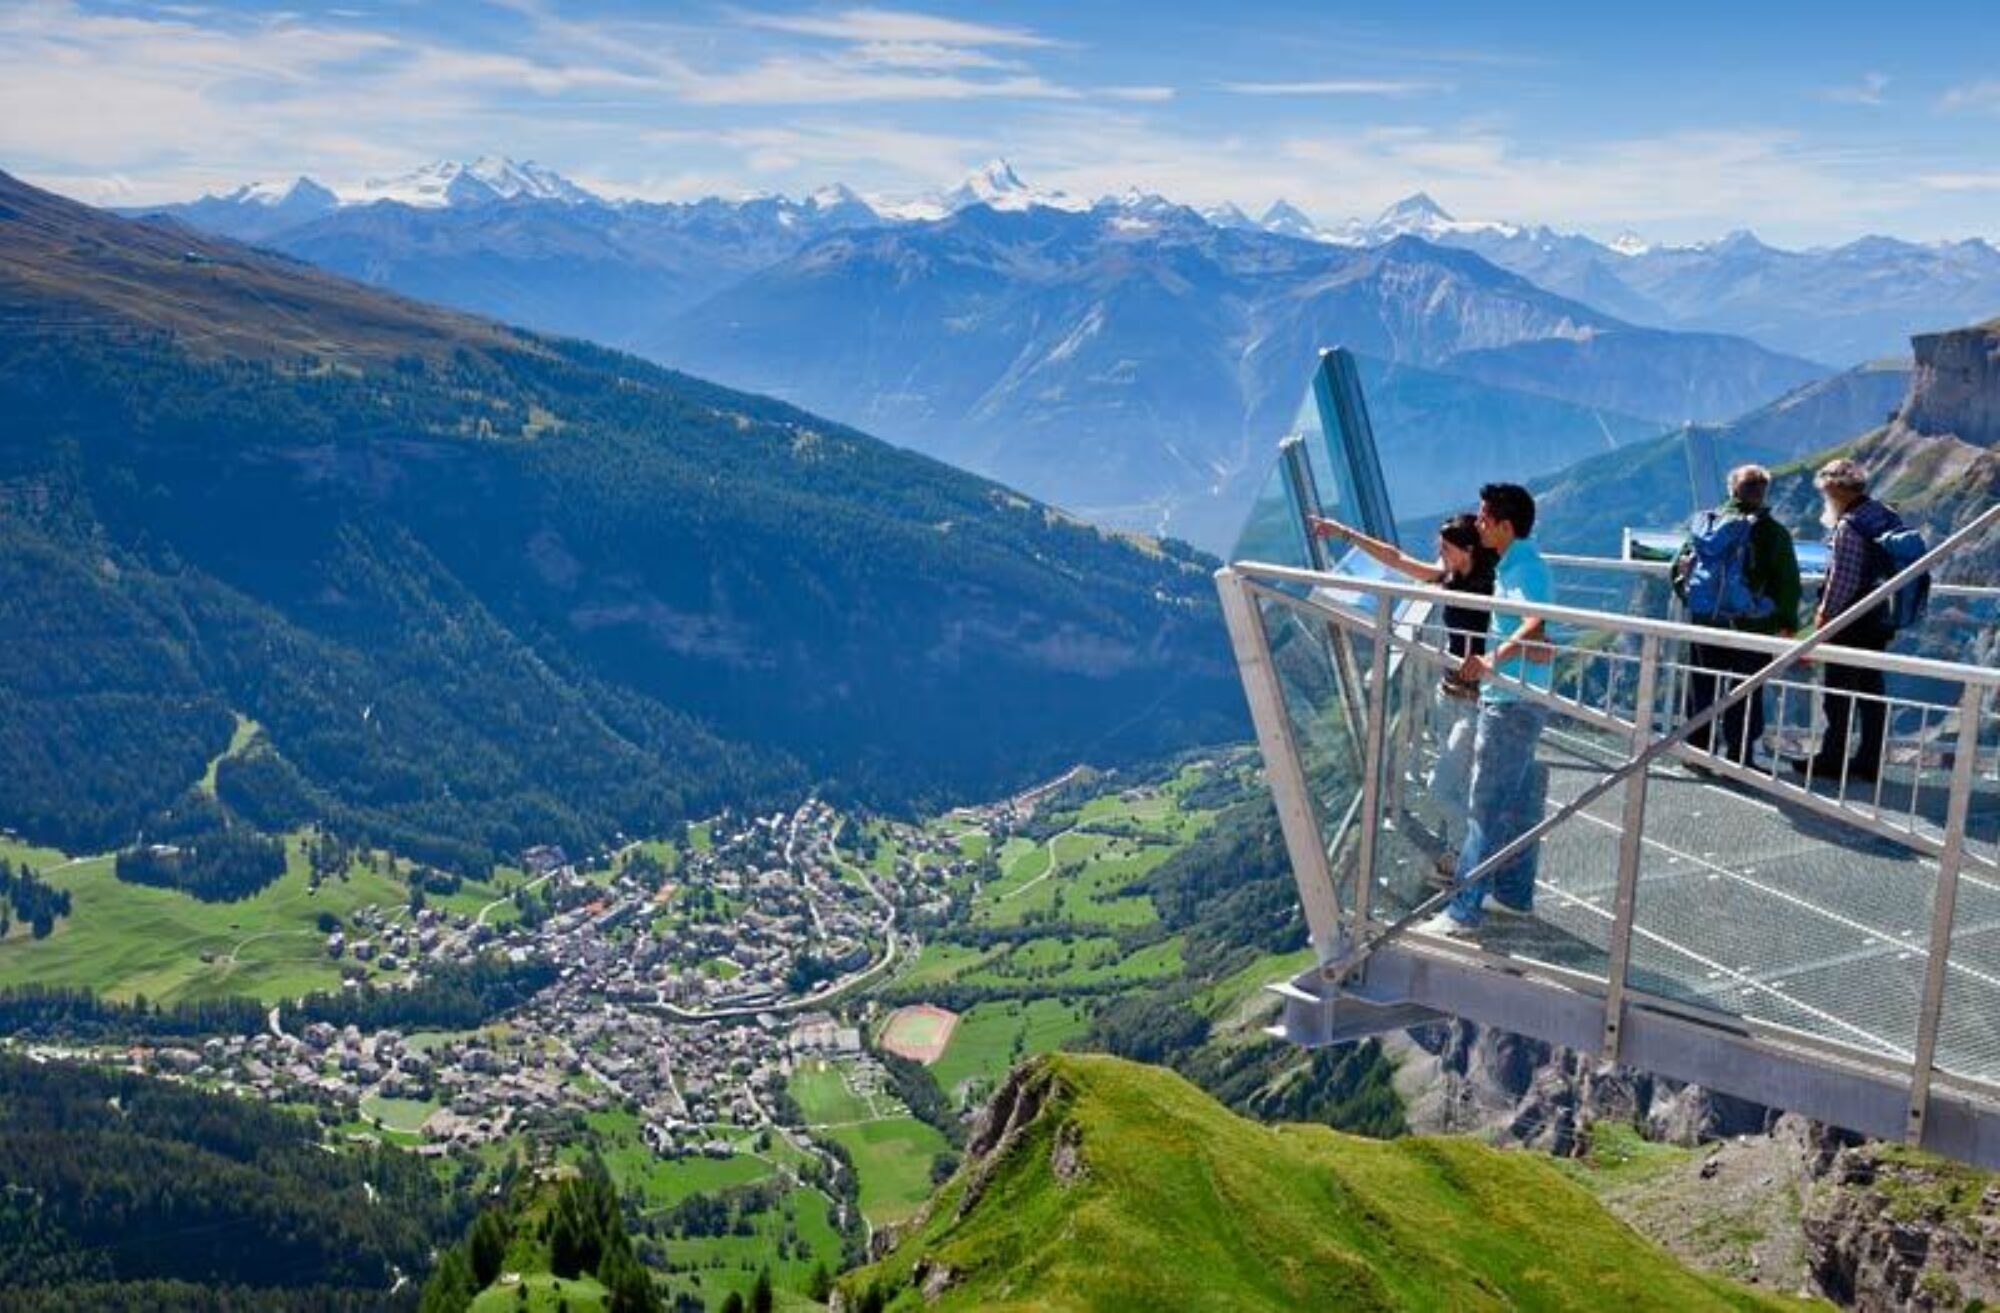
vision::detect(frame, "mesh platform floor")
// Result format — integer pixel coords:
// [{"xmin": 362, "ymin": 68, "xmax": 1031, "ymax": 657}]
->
[{"xmin": 1375, "ymin": 727, "xmax": 2000, "ymax": 1093}]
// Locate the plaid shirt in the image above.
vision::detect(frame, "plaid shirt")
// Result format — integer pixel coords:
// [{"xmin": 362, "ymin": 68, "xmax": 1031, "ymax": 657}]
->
[{"xmin": 1820, "ymin": 497, "xmax": 1894, "ymax": 621}]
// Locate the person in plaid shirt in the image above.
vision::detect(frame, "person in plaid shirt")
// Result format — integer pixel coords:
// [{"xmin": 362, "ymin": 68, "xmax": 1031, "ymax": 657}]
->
[{"xmin": 1787, "ymin": 458, "xmax": 1903, "ymax": 783}]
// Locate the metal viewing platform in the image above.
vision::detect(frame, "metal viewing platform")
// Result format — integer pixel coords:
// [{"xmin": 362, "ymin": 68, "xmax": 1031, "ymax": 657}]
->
[{"xmin": 1225, "ymin": 349, "xmax": 2000, "ymax": 1166}]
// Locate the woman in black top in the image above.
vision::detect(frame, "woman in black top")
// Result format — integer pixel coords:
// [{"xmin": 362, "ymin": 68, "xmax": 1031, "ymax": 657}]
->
[{"xmin": 1307, "ymin": 512, "xmax": 1496, "ymax": 871}]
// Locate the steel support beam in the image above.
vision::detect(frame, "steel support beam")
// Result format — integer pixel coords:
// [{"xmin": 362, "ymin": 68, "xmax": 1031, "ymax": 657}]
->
[
  {"xmin": 1600, "ymin": 633, "xmax": 1660, "ymax": 1059},
  {"xmin": 1286, "ymin": 945, "xmax": 2000, "ymax": 1168},
  {"xmin": 1351, "ymin": 601, "xmax": 1395, "ymax": 929},
  {"xmin": 1907, "ymin": 682, "xmax": 1987, "ymax": 1144}
]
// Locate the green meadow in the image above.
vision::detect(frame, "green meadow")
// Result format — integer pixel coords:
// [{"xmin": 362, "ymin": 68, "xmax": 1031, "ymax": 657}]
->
[{"xmin": 0, "ymin": 832, "xmax": 510, "ymax": 1004}]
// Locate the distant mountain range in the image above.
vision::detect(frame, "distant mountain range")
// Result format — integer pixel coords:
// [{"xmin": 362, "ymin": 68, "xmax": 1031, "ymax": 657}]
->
[
  {"xmin": 1188, "ymin": 189, "xmax": 2000, "ymax": 369},
  {"xmin": 124, "ymin": 155, "xmax": 2000, "ymax": 545},
  {"xmin": 0, "ymin": 169, "xmax": 1241, "ymax": 863},
  {"xmin": 649, "ymin": 207, "xmax": 1822, "ymax": 546}
]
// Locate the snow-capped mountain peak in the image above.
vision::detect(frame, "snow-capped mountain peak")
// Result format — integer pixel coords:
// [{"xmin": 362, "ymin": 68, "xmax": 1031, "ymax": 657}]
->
[
  {"xmin": 356, "ymin": 156, "xmax": 597, "ymax": 208},
  {"xmin": 963, "ymin": 157, "xmax": 1026, "ymax": 197},
  {"xmin": 1373, "ymin": 191, "xmax": 1454, "ymax": 230},
  {"xmin": 466, "ymin": 155, "xmax": 596, "ymax": 204},
  {"xmin": 219, "ymin": 176, "xmax": 338, "ymax": 209},
  {"xmin": 1363, "ymin": 192, "xmax": 1520, "ymax": 241},
  {"xmin": 937, "ymin": 158, "xmax": 1085, "ymax": 214},
  {"xmin": 805, "ymin": 182, "xmax": 871, "ymax": 213},
  {"xmin": 1608, "ymin": 230, "xmax": 1651, "ymax": 257},
  {"xmin": 1200, "ymin": 201, "xmax": 1259, "ymax": 232},
  {"xmin": 1259, "ymin": 199, "xmax": 1322, "ymax": 240}
]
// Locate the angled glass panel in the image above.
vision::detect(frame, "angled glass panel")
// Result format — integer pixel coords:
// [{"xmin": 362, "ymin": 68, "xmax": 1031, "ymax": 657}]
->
[{"xmin": 1228, "ymin": 452, "xmax": 1314, "ymax": 578}]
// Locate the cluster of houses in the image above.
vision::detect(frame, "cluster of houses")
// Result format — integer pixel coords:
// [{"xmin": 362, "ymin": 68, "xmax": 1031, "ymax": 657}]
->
[{"xmin": 46, "ymin": 798, "xmax": 1028, "ymax": 1183}]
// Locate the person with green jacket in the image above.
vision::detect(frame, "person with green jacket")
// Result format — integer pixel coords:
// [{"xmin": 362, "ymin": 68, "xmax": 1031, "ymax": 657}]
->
[{"xmin": 1671, "ymin": 463, "xmax": 1802, "ymax": 767}]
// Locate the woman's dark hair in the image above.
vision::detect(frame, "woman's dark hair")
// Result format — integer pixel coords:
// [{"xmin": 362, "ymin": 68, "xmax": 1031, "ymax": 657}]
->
[
  {"xmin": 1438, "ymin": 513, "xmax": 1481, "ymax": 554},
  {"xmin": 1439, "ymin": 512, "xmax": 1498, "ymax": 589},
  {"xmin": 1478, "ymin": 482, "xmax": 1537, "ymax": 539}
]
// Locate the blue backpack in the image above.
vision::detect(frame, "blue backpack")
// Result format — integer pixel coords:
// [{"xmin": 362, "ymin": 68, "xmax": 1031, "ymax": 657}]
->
[
  {"xmin": 1865, "ymin": 515, "xmax": 1931, "ymax": 632},
  {"xmin": 1677, "ymin": 509, "xmax": 1775, "ymax": 623}
]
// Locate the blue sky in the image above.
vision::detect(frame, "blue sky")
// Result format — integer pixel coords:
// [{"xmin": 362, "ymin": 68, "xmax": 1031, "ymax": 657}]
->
[{"xmin": 4, "ymin": 0, "xmax": 1998, "ymax": 245}]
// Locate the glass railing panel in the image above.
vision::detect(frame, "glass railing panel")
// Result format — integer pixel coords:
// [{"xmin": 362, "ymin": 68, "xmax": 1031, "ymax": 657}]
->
[
  {"xmin": 1345, "ymin": 596, "xmax": 1617, "ymax": 984},
  {"xmin": 1302, "ymin": 349, "xmax": 1398, "ymax": 544},
  {"xmin": 1255, "ymin": 591, "xmax": 1364, "ymax": 908}
]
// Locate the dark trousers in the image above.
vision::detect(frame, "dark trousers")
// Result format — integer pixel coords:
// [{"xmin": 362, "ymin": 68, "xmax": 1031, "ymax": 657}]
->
[
  {"xmin": 1819, "ymin": 628, "xmax": 1889, "ymax": 775},
  {"xmin": 1686, "ymin": 637, "xmax": 1766, "ymax": 764}
]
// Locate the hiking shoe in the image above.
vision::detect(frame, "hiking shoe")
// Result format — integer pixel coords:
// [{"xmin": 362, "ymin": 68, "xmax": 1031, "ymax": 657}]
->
[
  {"xmin": 1785, "ymin": 754, "xmax": 1873, "ymax": 784},
  {"xmin": 1486, "ymin": 897, "xmax": 1534, "ymax": 920},
  {"xmin": 1416, "ymin": 911, "xmax": 1476, "ymax": 939}
]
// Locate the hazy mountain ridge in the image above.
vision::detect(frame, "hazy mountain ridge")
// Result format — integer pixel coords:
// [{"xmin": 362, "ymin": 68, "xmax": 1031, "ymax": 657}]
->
[
  {"xmin": 1531, "ymin": 321, "xmax": 1994, "ymax": 578},
  {"xmin": 655, "ymin": 210, "xmax": 1821, "ymax": 545},
  {"xmin": 106, "ymin": 154, "xmax": 1995, "ymax": 546},
  {"xmin": 139, "ymin": 158, "xmax": 2000, "ymax": 375}
]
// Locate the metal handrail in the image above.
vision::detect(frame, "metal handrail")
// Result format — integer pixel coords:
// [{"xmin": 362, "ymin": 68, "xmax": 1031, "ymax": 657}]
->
[
  {"xmin": 1543, "ymin": 551, "xmax": 2000, "ymax": 603},
  {"xmin": 1243, "ymin": 577, "xmax": 1999, "ymax": 883},
  {"xmin": 1234, "ymin": 562, "xmax": 2000, "ymax": 687},
  {"xmin": 1251, "ymin": 498, "xmax": 2000, "ymax": 985}
]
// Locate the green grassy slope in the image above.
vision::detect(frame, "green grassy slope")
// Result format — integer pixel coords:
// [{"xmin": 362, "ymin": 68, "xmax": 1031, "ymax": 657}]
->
[{"xmin": 842, "ymin": 1054, "xmax": 1805, "ymax": 1313}]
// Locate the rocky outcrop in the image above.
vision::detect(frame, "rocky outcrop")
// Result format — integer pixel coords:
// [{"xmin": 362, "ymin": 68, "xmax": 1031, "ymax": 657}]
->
[
  {"xmin": 1802, "ymin": 1137, "xmax": 2000, "ymax": 1310},
  {"xmin": 1902, "ymin": 320, "xmax": 2000, "ymax": 449},
  {"xmin": 1394, "ymin": 1021, "xmax": 1776, "ymax": 1155}
]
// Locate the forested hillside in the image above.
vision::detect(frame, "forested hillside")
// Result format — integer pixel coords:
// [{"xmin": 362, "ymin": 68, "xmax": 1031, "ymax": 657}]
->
[
  {"xmin": 0, "ymin": 170, "xmax": 1242, "ymax": 867},
  {"xmin": 0, "ymin": 1055, "xmax": 462, "ymax": 1309}
]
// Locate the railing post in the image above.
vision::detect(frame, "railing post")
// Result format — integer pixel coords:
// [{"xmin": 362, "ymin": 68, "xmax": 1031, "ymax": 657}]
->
[
  {"xmin": 1351, "ymin": 600, "xmax": 1396, "ymax": 930},
  {"xmin": 1215, "ymin": 567, "xmax": 1346, "ymax": 965},
  {"xmin": 1906, "ymin": 682, "xmax": 1986, "ymax": 1146},
  {"xmin": 1601, "ymin": 634, "xmax": 1661, "ymax": 1060}
]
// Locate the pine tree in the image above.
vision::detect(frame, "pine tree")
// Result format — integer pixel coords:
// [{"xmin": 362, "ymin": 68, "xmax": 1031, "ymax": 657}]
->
[
  {"xmin": 417, "ymin": 1247, "xmax": 476, "ymax": 1313},
  {"xmin": 469, "ymin": 1208, "xmax": 508, "ymax": 1287},
  {"xmin": 750, "ymin": 1268, "xmax": 773, "ymax": 1313}
]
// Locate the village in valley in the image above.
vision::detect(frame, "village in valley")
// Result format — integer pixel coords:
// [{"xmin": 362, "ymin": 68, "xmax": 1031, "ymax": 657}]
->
[{"xmin": 1, "ymin": 755, "xmax": 1247, "ymax": 1300}]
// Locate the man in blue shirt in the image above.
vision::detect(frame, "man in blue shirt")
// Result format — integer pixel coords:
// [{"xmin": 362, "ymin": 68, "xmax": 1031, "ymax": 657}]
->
[{"xmin": 1421, "ymin": 483, "xmax": 1554, "ymax": 937}]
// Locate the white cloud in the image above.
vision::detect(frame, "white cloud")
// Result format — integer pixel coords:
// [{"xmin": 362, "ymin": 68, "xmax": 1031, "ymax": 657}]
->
[
  {"xmin": 686, "ymin": 5, "xmax": 1080, "ymax": 104},
  {"xmin": 1220, "ymin": 79, "xmax": 1446, "ymax": 97},
  {"xmin": 675, "ymin": 58, "xmax": 1079, "ymax": 105},
  {"xmin": 1102, "ymin": 86, "xmax": 1175, "ymax": 103},
  {"xmin": 1822, "ymin": 71, "xmax": 1889, "ymax": 105},
  {"xmin": 630, "ymin": 121, "xmax": 975, "ymax": 194},
  {"xmin": 1941, "ymin": 80, "xmax": 2000, "ymax": 112},
  {"xmin": 1920, "ymin": 172, "xmax": 2000, "ymax": 192},
  {"xmin": 736, "ymin": 8, "xmax": 1056, "ymax": 49}
]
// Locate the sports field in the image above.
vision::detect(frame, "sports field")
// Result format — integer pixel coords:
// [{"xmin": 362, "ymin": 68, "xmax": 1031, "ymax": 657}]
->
[{"xmin": 878, "ymin": 1003, "xmax": 958, "ymax": 1064}]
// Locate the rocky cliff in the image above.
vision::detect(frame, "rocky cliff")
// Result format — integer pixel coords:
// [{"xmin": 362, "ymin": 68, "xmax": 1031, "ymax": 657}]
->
[
  {"xmin": 1801, "ymin": 1135, "xmax": 2000, "ymax": 1310},
  {"xmin": 1392, "ymin": 1023, "xmax": 1776, "ymax": 1155},
  {"xmin": 1901, "ymin": 318, "xmax": 2000, "ymax": 449}
]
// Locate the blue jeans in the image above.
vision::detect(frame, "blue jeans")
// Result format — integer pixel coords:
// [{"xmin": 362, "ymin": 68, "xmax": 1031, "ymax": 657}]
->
[{"xmin": 1447, "ymin": 699, "xmax": 1549, "ymax": 926}]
